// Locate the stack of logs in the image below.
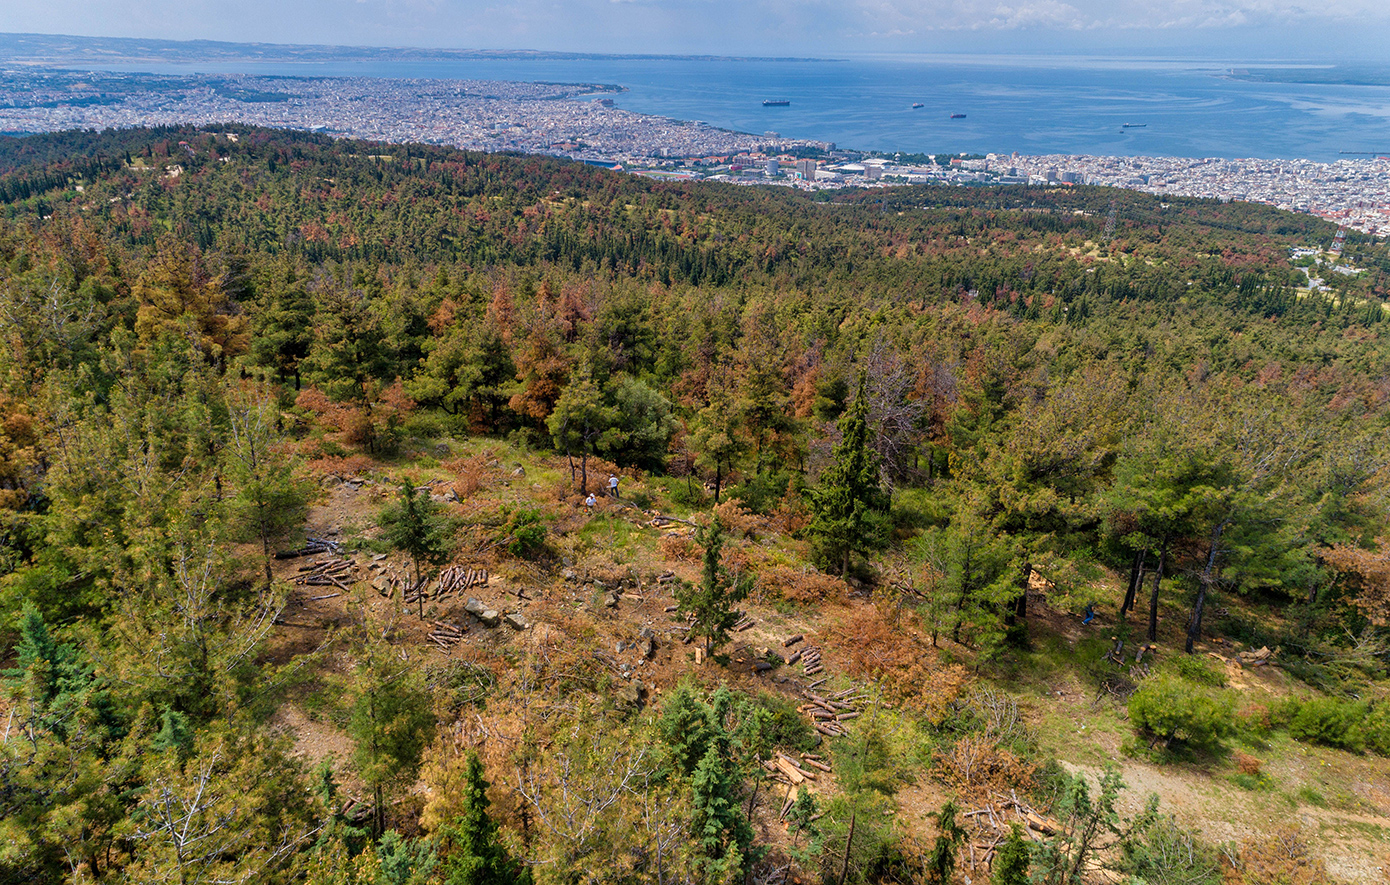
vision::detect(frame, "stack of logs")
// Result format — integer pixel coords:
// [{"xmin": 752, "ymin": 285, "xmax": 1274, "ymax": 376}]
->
[
  {"xmin": 763, "ymin": 751, "xmax": 825, "ymax": 787},
  {"xmin": 428, "ymin": 620, "xmax": 467, "ymax": 651},
  {"xmin": 431, "ymin": 566, "xmax": 489, "ymax": 602},
  {"xmin": 277, "ymin": 537, "xmax": 342, "ymax": 559},
  {"xmin": 798, "ymin": 688, "xmax": 863, "ymax": 738},
  {"xmin": 390, "ymin": 566, "xmax": 489, "ymax": 605},
  {"xmin": 733, "ymin": 613, "xmax": 756, "ymax": 632},
  {"xmin": 784, "ymin": 643, "xmax": 823, "ymax": 677},
  {"xmin": 295, "ymin": 558, "xmax": 356, "ymax": 598}
]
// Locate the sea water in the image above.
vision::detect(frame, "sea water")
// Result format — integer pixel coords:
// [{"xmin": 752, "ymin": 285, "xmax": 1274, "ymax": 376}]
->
[{"xmin": 79, "ymin": 53, "xmax": 1390, "ymax": 161}]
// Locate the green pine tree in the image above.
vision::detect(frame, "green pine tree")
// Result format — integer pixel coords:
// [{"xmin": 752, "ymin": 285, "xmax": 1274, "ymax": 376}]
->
[
  {"xmin": 808, "ymin": 378, "xmax": 891, "ymax": 575},
  {"xmin": 993, "ymin": 824, "xmax": 1030, "ymax": 885},
  {"xmin": 439, "ymin": 753, "xmax": 531, "ymax": 885},
  {"xmin": 674, "ymin": 516, "xmax": 751, "ymax": 654},
  {"xmin": 380, "ymin": 482, "xmax": 451, "ymax": 587}
]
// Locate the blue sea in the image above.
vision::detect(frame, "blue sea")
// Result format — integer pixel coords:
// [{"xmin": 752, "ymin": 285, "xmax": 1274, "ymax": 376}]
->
[{"xmin": 92, "ymin": 53, "xmax": 1390, "ymax": 162}]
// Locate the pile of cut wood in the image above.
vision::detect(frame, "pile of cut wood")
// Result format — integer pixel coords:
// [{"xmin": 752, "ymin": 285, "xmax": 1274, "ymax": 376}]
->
[
  {"xmin": 798, "ymin": 687, "xmax": 863, "ymax": 738},
  {"xmin": 786, "ymin": 643, "xmax": 822, "ymax": 677},
  {"xmin": 277, "ymin": 537, "xmax": 342, "ymax": 559},
  {"xmin": 432, "ymin": 565, "xmax": 489, "ymax": 601},
  {"xmin": 763, "ymin": 750, "xmax": 825, "ymax": 787},
  {"xmin": 294, "ymin": 557, "xmax": 357, "ymax": 598},
  {"xmin": 428, "ymin": 620, "xmax": 467, "ymax": 651}
]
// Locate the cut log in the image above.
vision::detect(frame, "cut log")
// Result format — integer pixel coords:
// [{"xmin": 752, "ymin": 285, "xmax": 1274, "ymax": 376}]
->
[
  {"xmin": 773, "ymin": 756, "xmax": 807, "ymax": 784},
  {"xmin": 801, "ymin": 757, "xmax": 832, "ymax": 773},
  {"xmin": 310, "ymin": 593, "xmax": 341, "ymax": 601},
  {"xmin": 784, "ymin": 634, "xmax": 804, "ymax": 647}
]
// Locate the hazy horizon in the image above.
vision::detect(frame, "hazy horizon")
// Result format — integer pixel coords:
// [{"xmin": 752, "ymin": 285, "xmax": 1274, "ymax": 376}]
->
[{"xmin": 0, "ymin": 0, "xmax": 1386, "ymax": 64}]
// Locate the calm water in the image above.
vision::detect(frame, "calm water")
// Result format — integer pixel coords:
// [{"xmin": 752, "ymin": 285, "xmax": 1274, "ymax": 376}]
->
[{"xmin": 93, "ymin": 54, "xmax": 1390, "ymax": 161}]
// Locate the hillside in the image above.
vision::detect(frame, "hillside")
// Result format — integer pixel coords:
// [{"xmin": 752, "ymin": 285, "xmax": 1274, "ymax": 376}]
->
[{"xmin": 0, "ymin": 125, "xmax": 1387, "ymax": 885}]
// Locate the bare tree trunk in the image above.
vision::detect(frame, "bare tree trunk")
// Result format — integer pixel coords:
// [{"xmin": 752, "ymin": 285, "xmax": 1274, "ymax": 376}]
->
[
  {"xmin": 1147, "ymin": 535, "xmax": 1168, "ymax": 642},
  {"xmin": 1121, "ymin": 544, "xmax": 1146, "ymax": 619},
  {"xmin": 1186, "ymin": 521, "xmax": 1228, "ymax": 654}
]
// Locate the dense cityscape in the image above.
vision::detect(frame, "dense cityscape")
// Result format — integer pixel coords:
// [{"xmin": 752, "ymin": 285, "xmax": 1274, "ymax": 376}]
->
[{"xmin": 2, "ymin": 68, "xmax": 1388, "ymax": 235}]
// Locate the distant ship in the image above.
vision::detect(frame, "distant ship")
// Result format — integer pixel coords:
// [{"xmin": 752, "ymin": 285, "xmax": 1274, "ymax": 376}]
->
[
  {"xmin": 1123, "ymin": 122, "xmax": 1147, "ymax": 128},
  {"xmin": 762, "ymin": 99, "xmax": 790, "ymax": 106},
  {"xmin": 912, "ymin": 102, "xmax": 924, "ymax": 108},
  {"xmin": 950, "ymin": 113, "xmax": 966, "ymax": 119}
]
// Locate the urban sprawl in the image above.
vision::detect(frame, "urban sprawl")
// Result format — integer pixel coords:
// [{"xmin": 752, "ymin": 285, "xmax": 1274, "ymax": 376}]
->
[{"xmin": 4, "ymin": 69, "xmax": 1388, "ymax": 236}]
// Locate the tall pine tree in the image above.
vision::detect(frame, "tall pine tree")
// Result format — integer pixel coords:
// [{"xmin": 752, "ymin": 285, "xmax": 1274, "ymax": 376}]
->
[{"xmin": 808, "ymin": 378, "xmax": 891, "ymax": 575}]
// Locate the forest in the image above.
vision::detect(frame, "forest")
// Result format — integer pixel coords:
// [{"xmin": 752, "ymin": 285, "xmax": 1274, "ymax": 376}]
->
[{"xmin": 1, "ymin": 124, "xmax": 1388, "ymax": 885}]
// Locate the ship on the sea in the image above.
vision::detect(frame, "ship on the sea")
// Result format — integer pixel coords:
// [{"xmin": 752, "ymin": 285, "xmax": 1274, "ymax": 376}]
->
[
  {"xmin": 912, "ymin": 102, "xmax": 924, "ymax": 108},
  {"xmin": 1123, "ymin": 122, "xmax": 1147, "ymax": 128},
  {"xmin": 950, "ymin": 113, "xmax": 966, "ymax": 119},
  {"xmin": 762, "ymin": 99, "xmax": 790, "ymax": 106}
]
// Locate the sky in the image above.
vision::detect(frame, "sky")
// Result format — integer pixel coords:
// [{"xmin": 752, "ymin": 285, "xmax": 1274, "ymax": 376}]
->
[{"xmin": 2, "ymin": 0, "xmax": 1388, "ymax": 60}]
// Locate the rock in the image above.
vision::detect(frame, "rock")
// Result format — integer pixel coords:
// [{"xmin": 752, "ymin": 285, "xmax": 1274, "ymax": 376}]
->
[
  {"xmin": 504, "ymin": 613, "xmax": 529, "ymax": 631},
  {"xmin": 563, "ymin": 568, "xmax": 578, "ymax": 582},
  {"xmin": 640, "ymin": 637, "xmax": 656, "ymax": 659},
  {"xmin": 616, "ymin": 641, "xmax": 626, "ymax": 653},
  {"xmin": 638, "ymin": 627, "xmax": 655, "ymax": 640},
  {"xmin": 511, "ymin": 466, "xmax": 526, "ymax": 478},
  {"xmin": 372, "ymin": 553, "xmax": 388, "ymax": 561},
  {"xmin": 479, "ymin": 609, "xmax": 501, "ymax": 628},
  {"xmin": 464, "ymin": 598, "xmax": 488, "ymax": 618},
  {"xmin": 487, "ymin": 459, "xmax": 501, "ymax": 468},
  {"xmin": 604, "ymin": 592, "xmax": 620, "ymax": 609},
  {"xmin": 434, "ymin": 442, "xmax": 451, "ymax": 456},
  {"xmin": 616, "ymin": 679, "xmax": 646, "ymax": 710}
]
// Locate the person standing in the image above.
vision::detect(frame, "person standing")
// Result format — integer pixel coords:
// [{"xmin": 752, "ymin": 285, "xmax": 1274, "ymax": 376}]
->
[
  {"xmin": 608, "ymin": 474, "xmax": 619, "ymax": 499},
  {"xmin": 585, "ymin": 492, "xmax": 596, "ymax": 514}
]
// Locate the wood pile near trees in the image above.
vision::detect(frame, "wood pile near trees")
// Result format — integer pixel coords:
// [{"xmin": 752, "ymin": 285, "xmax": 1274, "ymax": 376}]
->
[
  {"xmin": 276, "ymin": 536, "xmax": 342, "ymax": 558},
  {"xmin": 294, "ymin": 557, "xmax": 357, "ymax": 593},
  {"xmin": 763, "ymin": 750, "xmax": 830, "ymax": 788},
  {"xmin": 797, "ymin": 686, "xmax": 864, "ymax": 738},
  {"xmin": 428, "ymin": 620, "xmax": 467, "ymax": 651}
]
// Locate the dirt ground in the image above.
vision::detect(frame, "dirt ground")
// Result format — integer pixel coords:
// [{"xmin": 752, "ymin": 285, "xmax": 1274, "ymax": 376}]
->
[{"xmin": 258, "ymin": 456, "xmax": 1390, "ymax": 883}]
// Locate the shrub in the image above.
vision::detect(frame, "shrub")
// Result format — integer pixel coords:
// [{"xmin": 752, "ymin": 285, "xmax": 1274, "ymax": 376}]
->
[
  {"xmin": 500, "ymin": 507, "xmax": 547, "ymax": 559},
  {"xmin": 1127, "ymin": 672, "xmax": 1234, "ymax": 754},
  {"xmin": 1280, "ymin": 696, "xmax": 1367, "ymax": 753},
  {"xmin": 1167, "ymin": 654, "xmax": 1227, "ymax": 688},
  {"xmin": 753, "ymin": 564, "xmax": 845, "ymax": 605}
]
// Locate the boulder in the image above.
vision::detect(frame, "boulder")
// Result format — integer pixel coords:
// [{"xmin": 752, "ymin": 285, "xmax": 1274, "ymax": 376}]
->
[
  {"xmin": 616, "ymin": 679, "xmax": 646, "ymax": 711},
  {"xmin": 504, "ymin": 613, "xmax": 529, "ymax": 631}
]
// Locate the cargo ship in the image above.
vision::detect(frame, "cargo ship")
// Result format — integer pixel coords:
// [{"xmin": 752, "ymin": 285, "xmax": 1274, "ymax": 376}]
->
[
  {"xmin": 912, "ymin": 102, "xmax": 924, "ymax": 108},
  {"xmin": 950, "ymin": 113, "xmax": 966, "ymax": 119},
  {"xmin": 762, "ymin": 99, "xmax": 790, "ymax": 106},
  {"xmin": 1123, "ymin": 122, "xmax": 1147, "ymax": 128}
]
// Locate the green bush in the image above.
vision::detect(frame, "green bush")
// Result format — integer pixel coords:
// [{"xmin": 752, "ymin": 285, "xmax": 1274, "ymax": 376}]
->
[
  {"xmin": 667, "ymin": 476, "xmax": 710, "ymax": 508},
  {"xmin": 1127, "ymin": 672, "xmax": 1234, "ymax": 755},
  {"xmin": 1277, "ymin": 696, "xmax": 1390, "ymax": 756},
  {"xmin": 725, "ymin": 469, "xmax": 800, "ymax": 515},
  {"xmin": 1166, "ymin": 654, "xmax": 1227, "ymax": 688},
  {"xmin": 501, "ymin": 507, "xmax": 547, "ymax": 559}
]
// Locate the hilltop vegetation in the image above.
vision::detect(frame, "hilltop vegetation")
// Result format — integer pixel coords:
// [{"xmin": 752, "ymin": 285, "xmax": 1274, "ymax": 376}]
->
[{"xmin": 1, "ymin": 125, "xmax": 1388, "ymax": 885}]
